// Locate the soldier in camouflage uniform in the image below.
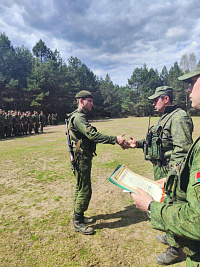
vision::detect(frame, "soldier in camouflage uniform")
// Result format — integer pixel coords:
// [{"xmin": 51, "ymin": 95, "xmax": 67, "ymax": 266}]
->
[
  {"xmin": 128, "ymin": 86, "xmax": 193, "ymax": 181},
  {"xmin": 131, "ymin": 63, "xmax": 200, "ymax": 266},
  {"xmin": 0, "ymin": 109, "xmax": 5, "ymax": 138},
  {"xmin": 27, "ymin": 111, "xmax": 33, "ymax": 134},
  {"xmin": 52, "ymin": 113, "xmax": 57, "ymax": 125},
  {"xmin": 39, "ymin": 111, "xmax": 46, "ymax": 133},
  {"xmin": 47, "ymin": 113, "xmax": 52, "ymax": 125},
  {"xmin": 5, "ymin": 110, "xmax": 13, "ymax": 137},
  {"xmin": 18, "ymin": 111, "xmax": 22, "ymax": 135},
  {"xmin": 32, "ymin": 111, "xmax": 40, "ymax": 134},
  {"xmin": 68, "ymin": 90, "xmax": 126, "ymax": 235},
  {"xmin": 12, "ymin": 110, "xmax": 21, "ymax": 136},
  {"xmin": 21, "ymin": 112, "xmax": 28, "ymax": 135},
  {"xmin": 128, "ymin": 86, "xmax": 193, "ymax": 265}
]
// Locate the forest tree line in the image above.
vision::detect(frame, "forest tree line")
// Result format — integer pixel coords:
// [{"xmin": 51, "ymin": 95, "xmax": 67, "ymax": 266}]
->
[{"xmin": 0, "ymin": 32, "xmax": 199, "ymax": 122}]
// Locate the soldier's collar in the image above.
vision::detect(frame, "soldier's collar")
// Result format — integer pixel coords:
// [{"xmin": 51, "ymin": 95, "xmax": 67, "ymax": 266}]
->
[
  {"xmin": 164, "ymin": 105, "xmax": 177, "ymax": 114},
  {"xmin": 77, "ymin": 107, "xmax": 86, "ymax": 114}
]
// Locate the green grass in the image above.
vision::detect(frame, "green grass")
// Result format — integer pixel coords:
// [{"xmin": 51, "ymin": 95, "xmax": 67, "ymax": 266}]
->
[{"xmin": 0, "ymin": 118, "xmax": 198, "ymax": 267}]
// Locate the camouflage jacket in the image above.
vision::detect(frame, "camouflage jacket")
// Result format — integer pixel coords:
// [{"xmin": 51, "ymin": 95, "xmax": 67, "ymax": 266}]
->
[
  {"xmin": 20, "ymin": 115, "xmax": 28, "ymax": 124},
  {"xmin": 12, "ymin": 115, "xmax": 20, "ymax": 125},
  {"xmin": 68, "ymin": 107, "xmax": 117, "ymax": 156},
  {"xmin": 151, "ymin": 137, "xmax": 200, "ymax": 256},
  {"xmin": 5, "ymin": 114, "xmax": 13, "ymax": 125},
  {"xmin": 32, "ymin": 114, "xmax": 39, "ymax": 123},
  {"xmin": 0, "ymin": 114, "xmax": 5, "ymax": 126},
  {"xmin": 27, "ymin": 115, "xmax": 33, "ymax": 124},
  {"xmin": 39, "ymin": 114, "xmax": 46, "ymax": 124},
  {"xmin": 137, "ymin": 106, "xmax": 193, "ymax": 177}
]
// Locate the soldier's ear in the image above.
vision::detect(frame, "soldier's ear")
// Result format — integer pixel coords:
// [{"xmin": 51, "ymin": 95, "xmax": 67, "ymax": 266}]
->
[
  {"xmin": 164, "ymin": 95, "xmax": 170, "ymax": 103},
  {"xmin": 79, "ymin": 98, "xmax": 84, "ymax": 104}
]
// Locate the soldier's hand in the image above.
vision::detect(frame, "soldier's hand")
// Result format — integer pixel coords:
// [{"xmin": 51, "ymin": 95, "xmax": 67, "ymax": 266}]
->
[
  {"xmin": 156, "ymin": 177, "xmax": 167, "ymax": 189},
  {"xmin": 116, "ymin": 133, "xmax": 128, "ymax": 149},
  {"xmin": 131, "ymin": 188, "xmax": 154, "ymax": 212},
  {"xmin": 127, "ymin": 136, "xmax": 137, "ymax": 148}
]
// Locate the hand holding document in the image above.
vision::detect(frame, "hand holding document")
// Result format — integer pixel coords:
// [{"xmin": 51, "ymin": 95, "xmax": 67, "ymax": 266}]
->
[{"xmin": 109, "ymin": 165, "xmax": 165, "ymax": 202}]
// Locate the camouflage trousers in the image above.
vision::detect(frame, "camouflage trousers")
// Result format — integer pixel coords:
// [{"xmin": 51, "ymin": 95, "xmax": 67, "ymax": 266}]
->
[{"xmin": 74, "ymin": 152, "xmax": 92, "ymax": 214}]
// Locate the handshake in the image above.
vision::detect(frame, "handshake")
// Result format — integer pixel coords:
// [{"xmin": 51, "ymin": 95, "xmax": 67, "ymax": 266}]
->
[{"xmin": 116, "ymin": 133, "xmax": 137, "ymax": 149}]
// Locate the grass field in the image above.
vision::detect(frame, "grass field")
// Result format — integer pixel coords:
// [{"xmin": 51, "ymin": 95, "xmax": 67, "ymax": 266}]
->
[{"xmin": 0, "ymin": 117, "xmax": 199, "ymax": 267}]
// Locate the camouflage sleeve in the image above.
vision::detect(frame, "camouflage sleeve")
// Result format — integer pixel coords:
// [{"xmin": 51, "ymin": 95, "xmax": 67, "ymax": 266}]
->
[
  {"xmin": 168, "ymin": 111, "xmax": 193, "ymax": 176},
  {"xmin": 150, "ymin": 141, "xmax": 200, "ymax": 240},
  {"xmin": 73, "ymin": 114, "xmax": 117, "ymax": 144}
]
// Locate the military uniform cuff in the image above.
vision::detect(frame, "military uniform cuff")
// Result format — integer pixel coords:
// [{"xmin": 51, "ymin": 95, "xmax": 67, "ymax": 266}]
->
[
  {"xmin": 136, "ymin": 140, "xmax": 144, "ymax": 148},
  {"xmin": 150, "ymin": 201, "xmax": 166, "ymax": 231}
]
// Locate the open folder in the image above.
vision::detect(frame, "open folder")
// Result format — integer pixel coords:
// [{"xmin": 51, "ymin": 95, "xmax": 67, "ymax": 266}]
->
[{"xmin": 109, "ymin": 165, "xmax": 165, "ymax": 202}]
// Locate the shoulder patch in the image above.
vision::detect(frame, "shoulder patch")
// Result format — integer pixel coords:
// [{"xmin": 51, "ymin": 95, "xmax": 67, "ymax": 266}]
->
[{"xmin": 195, "ymin": 172, "xmax": 200, "ymax": 182}]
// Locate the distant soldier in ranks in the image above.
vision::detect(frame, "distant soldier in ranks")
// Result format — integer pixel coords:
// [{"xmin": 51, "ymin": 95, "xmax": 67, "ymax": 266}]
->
[
  {"xmin": 18, "ymin": 111, "xmax": 22, "ymax": 135},
  {"xmin": 48, "ymin": 113, "xmax": 52, "ymax": 125},
  {"xmin": 39, "ymin": 111, "xmax": 46, "ymax": 133},
  {"xmin": 27, "ymin": 111, "xmax": 33, "ymax": 134},
  {"xmin": 5, "ymin": 110, "xmax": 13, "ymax": 137},
  {"xmin": 52, "ymin": 113, "xmax": 58, "ymax": 125},
  {"xmin": 32, "ymin": 111, "xmax": 40, "ymax": 134},
  {"xmin": 21, "ymin": 112, "xmax": 28, "ymax": 135},
  {"xmin": 2, "ymin": 110, "xmax": 6, "ymax": 137},
  {"xmin": 12, "ymin": 110, "xmax": 21, "ymax": 136},
  {"xmin": 0, "ymin": 109, "xmax": 5, "ymax": 138}
]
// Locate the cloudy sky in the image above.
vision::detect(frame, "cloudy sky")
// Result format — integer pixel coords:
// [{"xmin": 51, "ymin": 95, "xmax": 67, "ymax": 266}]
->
[{"xmin": 0, "ymin": 0, "xmax": 200, "ymax": 85}]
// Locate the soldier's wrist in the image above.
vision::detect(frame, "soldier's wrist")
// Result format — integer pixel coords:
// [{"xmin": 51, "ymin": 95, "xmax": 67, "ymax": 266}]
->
[{"xmin": 147, "ymin": 201, "xmax": 154, "ymax": 219}]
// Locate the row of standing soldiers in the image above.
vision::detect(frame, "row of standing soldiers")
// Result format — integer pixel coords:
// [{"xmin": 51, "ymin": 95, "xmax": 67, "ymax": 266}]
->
[
  {"xmin": 0, "ymin": 110, "xmax": 47, "ymax": 138},
  {"xmin": 47, "ymin": 113, "xmax": 58, "ymax": 126}
]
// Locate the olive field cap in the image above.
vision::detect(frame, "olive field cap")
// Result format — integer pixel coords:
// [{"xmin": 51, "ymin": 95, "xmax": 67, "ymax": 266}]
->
[
  {"xmin": 178, "ymin": 63, "xmax": 200, "ymax": 83},
  {"xmin": 148, "ymin": 86, "xmax": 173, "ymax": 100},
  {"xmin": 75, "ymin": 90, "xmax": 93, "ymax": 99}
]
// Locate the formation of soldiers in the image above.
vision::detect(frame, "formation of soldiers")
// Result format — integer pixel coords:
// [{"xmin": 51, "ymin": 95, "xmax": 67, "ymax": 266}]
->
[
  {"xmin": 47, "ymin": 113, "xmax": 58, "ymax": 126},
  {"xmin": 0, "ymin": 110, "xmax": 47, "ymax": 138}
]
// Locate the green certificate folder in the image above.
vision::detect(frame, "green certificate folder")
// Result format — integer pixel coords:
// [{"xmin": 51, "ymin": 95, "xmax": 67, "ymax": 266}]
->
[{"xmin": 109, "ymin": 165, "xmax": 164, "ymax": 202}]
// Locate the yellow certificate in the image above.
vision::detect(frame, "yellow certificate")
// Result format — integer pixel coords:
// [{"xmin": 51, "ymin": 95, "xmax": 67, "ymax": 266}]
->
[{"xmin": 109, "ymin": 165, "xmax": 165, "ymax": 202}]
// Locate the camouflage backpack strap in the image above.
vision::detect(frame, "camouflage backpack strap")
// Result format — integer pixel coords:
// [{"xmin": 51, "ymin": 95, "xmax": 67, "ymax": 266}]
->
[
  {"xmin": 66, "ymin": 109, "xmax": 79, "ymax": 121},
  {"xmin": 67, "ymin": 109, "xmax": 82, "ymax": 161},
  {"xmin": 158, "ymin": 108, "xmax": 182, "ymax": 137}
]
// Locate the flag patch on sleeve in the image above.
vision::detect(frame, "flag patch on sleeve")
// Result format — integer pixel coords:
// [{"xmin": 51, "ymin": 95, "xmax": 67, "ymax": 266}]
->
[{"xmin": 195, "ymin": 172, "xmax": 200, "ymax": 182}]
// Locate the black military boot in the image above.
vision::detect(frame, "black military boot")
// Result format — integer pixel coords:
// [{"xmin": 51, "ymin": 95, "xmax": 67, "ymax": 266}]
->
[
  {"xmin": 156, "ymin": 234, "xmax": 169, "ymax": 245},
  {"xmin": 156, "ymin": 246, "xmax": 186, "ymax": 265},
  {"xmin": 73, "ymin": 212, "xmax": 94, "ymax": 235},
  {"xmin": 83, "ymin": 216, "xmax": 96, "ymax": 224}
]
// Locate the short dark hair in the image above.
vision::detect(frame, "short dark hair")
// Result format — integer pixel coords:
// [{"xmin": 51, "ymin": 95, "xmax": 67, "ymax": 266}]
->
[{"xmin": 160, "ymin": 94, "xmax": 173, "ymax": 103}]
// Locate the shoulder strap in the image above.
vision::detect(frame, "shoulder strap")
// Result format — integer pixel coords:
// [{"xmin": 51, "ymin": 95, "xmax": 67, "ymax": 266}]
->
[
  {"xmin": 159, "ymin": 108, "xmax": 182, "ymax": 137},
  {"xmin": 66, "ymin": 109, "xmax": 79, "ymax": 120}
]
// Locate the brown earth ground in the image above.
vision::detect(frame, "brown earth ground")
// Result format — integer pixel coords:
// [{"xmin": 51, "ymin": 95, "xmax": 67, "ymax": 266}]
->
[{"xmin": 1, "ymin": 117, "xmax": 199, "ymax": 267}]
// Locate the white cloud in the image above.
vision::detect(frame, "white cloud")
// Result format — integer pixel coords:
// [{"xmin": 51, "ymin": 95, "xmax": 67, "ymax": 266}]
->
[
  {"xmin": 166, "ymin": 27, "xmax": 186, "ymax": 38},
  {"xmin": 0, "ymin": 0, "xmax": 200, "ymax": 85}
]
